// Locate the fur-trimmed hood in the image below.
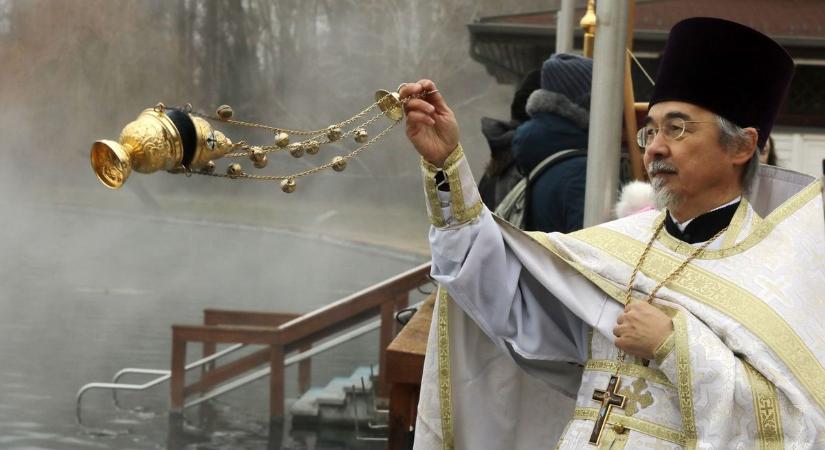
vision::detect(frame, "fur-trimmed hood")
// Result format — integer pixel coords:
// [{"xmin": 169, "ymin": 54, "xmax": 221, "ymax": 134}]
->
[{"xmin": 525, "ymin": 89, "xmax": 590, "ymax": 129}]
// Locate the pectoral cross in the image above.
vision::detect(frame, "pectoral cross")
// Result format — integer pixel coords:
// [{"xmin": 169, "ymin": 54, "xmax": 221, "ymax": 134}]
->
[{"xmin": 589, "ymin": 374, "xmax": 627, "ymax": 445}]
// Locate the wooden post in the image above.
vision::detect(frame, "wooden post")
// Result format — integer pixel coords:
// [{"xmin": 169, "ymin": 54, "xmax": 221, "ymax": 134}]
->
[
  {"xmin": 386, "ymin": 296, "xmax": 434, "ymax": 450},
  {"xmin": 298, "ymin": 344, "xmax": 311, "ymax": 395},
  {"xmin": 202, "ymin": 342, "xmax": 217, "ymax": 374},
  {"xmin": 170, "ymin": 330, "xmax": 186, "ymax": 413},
  {"xmin": 379, "ymin": 291, "xmax": 411, "ymax": 398},
  {"xmin": 269, "ymin": 344, "xmax": 285, "ymax": 419},
  {"xmin": 388, "ymin": 383, "xmax": 417, "ymax": 450},
  {"xmin": 622, "ymin": 0, "xmax": 646, "ymax": 181},
  {"xmin": 378, "ymin": 297, "xmax": 398, "ymax": 397}
]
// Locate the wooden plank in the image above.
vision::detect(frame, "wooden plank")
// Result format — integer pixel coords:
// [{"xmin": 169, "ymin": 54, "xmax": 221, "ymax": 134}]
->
[
  {"xmin": 277, "ymin": 294, "xmax": 386, "ymax": 343},
  {"xmin": 282, "ymin": 308, "xmax": 379, "ymax": 352},
  {"xmin": 171, "ymin": 325, "xmax": 281, "ymax": 345},
  {"xmin": 204, "ymin": 309, "xmax": 299, "ymax": 327},
  {"xmin": 275, "ymin": 264, "xmax": 430, "ymax": 344},
  {"xmin": 386, "ymin": 296, "xmax": 434, "ymax": 356},
  {"xmin": 385, "ymin": 296, "xmax": 434, "ymax": 385}
]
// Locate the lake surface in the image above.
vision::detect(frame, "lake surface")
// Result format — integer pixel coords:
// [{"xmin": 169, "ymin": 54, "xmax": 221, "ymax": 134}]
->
[{"xmin": 0, "ymin": 204, "xmax": 426, "ymax": 449}]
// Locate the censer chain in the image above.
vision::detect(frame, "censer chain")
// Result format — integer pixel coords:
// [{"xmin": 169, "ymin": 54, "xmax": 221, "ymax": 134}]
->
[
  {"xmin": 224, "ymin": 108, "xmax": 388, "ymax": 158},
  {"xmin": 197, "ymin": 118, "xmax": 401, "ymax": 182},
  {"xmin": 186, "ymin": 90, "xmax": 424, "ymax": 136}
]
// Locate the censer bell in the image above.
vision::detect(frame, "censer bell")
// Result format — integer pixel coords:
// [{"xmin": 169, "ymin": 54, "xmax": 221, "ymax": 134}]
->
[
  {"xmin": 90, "ymin": 104, "xmax": 232, "ymax": 189},
  {"xmin": 374, "ymin": 90, "xmax": 403, "ymax": 121}
]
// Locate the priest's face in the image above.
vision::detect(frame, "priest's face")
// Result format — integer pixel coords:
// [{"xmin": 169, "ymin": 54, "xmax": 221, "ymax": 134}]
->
[{"xmin": 642, "ymin": 101, "xmax": 744, "ymax": 219}]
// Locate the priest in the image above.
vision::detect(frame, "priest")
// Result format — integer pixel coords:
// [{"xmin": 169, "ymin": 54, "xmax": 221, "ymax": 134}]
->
[{"xmin": 401, "ymin": 17, "xmax": 825, "ymax": 449}]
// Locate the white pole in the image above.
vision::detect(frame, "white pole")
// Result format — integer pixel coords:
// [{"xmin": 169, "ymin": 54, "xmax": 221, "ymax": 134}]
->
[
  {"xmin": 583, "ymin": 0, "xmax": 629, "ymax": 227},
  {"xmin": 555, "ymin": 0, "xmax": 576, "ymax": 54}
]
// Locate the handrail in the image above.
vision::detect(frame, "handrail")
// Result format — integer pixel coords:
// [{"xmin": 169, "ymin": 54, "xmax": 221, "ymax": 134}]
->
[
  {"xmin": 110, "ymin": 343, "xmax": 246, "ymax": 407},
  {"xmin": 275, "ymin": 262, "xmax": 431, "ymax": 347},
  {"xmin": 76, "ymin": 343, "xmax": 246, "ymax": 423}
]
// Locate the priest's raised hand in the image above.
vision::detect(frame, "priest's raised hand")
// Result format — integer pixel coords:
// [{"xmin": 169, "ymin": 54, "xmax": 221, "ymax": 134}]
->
[{"xmin": 399, "ymin": 79, "xmax": 460, "ymax": 168}]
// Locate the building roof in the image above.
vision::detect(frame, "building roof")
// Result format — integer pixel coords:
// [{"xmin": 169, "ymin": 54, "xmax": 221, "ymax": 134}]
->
[
  {"xmin": 481, "ymin": 0, "xmax": 825, "ymax": 40},
  {"xmin": 468, "ymin": 0, "xmax": 825, "ymax": 127}
]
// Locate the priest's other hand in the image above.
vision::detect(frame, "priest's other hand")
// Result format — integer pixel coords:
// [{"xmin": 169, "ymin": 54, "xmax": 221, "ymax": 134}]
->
[
  {"xmin": 612, "ymin": 301, "xmax": 674, "ymax": 360},
  {"xmin": 400, "ymin": 79, "xmax": 460, "ymax": 168}
]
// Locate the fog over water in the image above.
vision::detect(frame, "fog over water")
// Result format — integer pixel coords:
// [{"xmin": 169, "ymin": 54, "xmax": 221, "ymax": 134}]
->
[{"xmin": 0, "ymin": 0, "xmax": 548, "ymax": 448}]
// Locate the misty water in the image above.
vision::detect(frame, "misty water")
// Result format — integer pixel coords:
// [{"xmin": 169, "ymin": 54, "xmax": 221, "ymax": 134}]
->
[{"xmin": 0, "ymin": 202, "xmax": 427, "ymax": 449}]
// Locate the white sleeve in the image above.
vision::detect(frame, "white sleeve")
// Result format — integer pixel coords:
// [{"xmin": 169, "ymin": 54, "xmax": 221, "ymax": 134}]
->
[{"xmin": 421, "ymin": 144, "xmax": 590, "ymax": 365}]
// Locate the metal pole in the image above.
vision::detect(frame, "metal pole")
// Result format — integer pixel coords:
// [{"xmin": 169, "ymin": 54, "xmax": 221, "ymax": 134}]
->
[
  {"xmin": 583, "ymin": 0, "xmax": 629, "ymax": 227},
  {"xmin": 556, "ymin": 0, "xmax": 576, "ymax": 54}
]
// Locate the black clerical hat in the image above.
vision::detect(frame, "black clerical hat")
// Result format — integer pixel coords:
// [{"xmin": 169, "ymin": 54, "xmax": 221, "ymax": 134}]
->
[{"xmin": 649, "ymin": 17, "xmax": 794, "ymax": 148}]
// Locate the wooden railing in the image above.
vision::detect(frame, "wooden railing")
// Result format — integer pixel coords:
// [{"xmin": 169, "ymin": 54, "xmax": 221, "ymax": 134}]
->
[{"xmin": 170, "ymin": 261, "xmax": 432, "ymax": 419}]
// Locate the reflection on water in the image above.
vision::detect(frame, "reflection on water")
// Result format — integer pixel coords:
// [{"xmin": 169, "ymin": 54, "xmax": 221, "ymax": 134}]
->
[{"xmin": 0, "ymin": 204, "xmax": 423, "ymax": 449}]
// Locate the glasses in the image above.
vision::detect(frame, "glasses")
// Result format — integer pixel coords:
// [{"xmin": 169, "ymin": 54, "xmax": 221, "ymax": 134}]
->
[{"xmin": 636, "ymin": 117, "xmax": 716, "ymax": 148}]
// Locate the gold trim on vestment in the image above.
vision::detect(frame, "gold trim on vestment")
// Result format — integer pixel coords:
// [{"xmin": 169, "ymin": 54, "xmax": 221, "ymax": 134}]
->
[
  {"xmin": 743, "ymin": 362, "xmax": 785, "ymax": 449},
  {"xmin": 573, "ymin": 407, "xmax": 687, "ymax": 445},
  {"xmin": 585, "ymin": 359, "xmax": 673, "ymax": 388},
  {"xmin": 651, "ymin": 180, "xmax": 821, "ymax": 259},
  {"xmin": 442, "ymin": 144, "xmax": 483, "ymax": 223},
  {"xmin": 526, "ymin": 231, "xmax": 629, "ymax": 305},
  {"xmin": 673, "ymin": 312, "xmax": 697, "ymax": 449},
  {"xmin": 444, "ymin": 148, "xmax": 465, "ymax": 219},
  {"xmin": 597, "ymin": 425, "xmax": 630, "ymax": 450},
  {"xmin": 571, "ymin": 226, "xmax": 825, "ymax": 417},
  {"xmin": 436, "ymin": 287, "xmax": 455, "ymax": 450},
  {"xmin": 653, "ymin": 331, "xmax": 676, "ymax": 366},
  {"xmin": 721, "ymin": 197, "xmax": 751, "ymax": 248},
  {"xmin": 751, "ymin": 211, "xmax": 764, "ymax": 229},
  {"xmin": 454, "ymin": 200, "xmax": 482, "ymax": 224},
  {"xmin": 442, "ymin": 142, "xmax": 464, "ymax": 168},
  {"xmin": 421, "ymin": 158, "xmax": 446, "ymax": 227}
]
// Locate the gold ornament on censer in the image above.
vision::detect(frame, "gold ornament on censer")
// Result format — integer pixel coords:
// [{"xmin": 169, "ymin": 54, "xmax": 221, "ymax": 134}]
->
[{"xmin": 90, "ymin": 87, "xmax": 432, "ymax": 193}]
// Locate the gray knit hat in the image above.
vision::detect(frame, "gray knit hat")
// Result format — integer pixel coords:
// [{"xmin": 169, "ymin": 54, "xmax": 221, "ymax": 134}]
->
[{"xmin": 540, "ymin": 53, "xmax": 593, "ymax": 108}]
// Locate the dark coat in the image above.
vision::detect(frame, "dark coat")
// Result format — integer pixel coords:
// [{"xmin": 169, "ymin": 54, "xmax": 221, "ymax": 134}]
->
[
  {"xmin": 512, "ymin": 89, "xmax": 589, "ymax": 233},
  {"xmin": 477, "ymin": 117, "xmax": 522, "ymax": 209}
]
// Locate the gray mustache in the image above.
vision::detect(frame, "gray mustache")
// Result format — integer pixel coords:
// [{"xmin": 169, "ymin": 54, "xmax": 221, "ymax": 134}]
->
[{"xmin": 647, "ymin": 161, "xmax": 678, "ymax": 175}]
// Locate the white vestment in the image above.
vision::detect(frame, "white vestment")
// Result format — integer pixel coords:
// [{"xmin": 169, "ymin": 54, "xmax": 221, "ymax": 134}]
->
[{"xmin": 413, "ymin": 145, "xmax": 825, "ymax": 449}]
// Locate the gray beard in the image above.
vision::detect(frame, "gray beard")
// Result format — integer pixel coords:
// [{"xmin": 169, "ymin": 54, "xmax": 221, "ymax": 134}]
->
[{"xmin": 651, "ymin": 177, "xmax": 682, "ymax": 211}]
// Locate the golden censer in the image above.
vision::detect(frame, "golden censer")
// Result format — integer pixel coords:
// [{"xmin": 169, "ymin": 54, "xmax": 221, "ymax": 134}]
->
[{"xmin": 90, "ymin": 88, "xmax": 425, "ymax": 193}]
